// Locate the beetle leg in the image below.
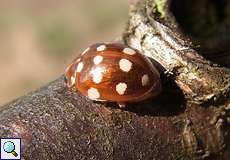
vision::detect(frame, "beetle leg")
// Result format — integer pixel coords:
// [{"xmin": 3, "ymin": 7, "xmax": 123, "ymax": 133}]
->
[{"xmin": 117, "ymin": 102, "xmax": 126, "ymax": 108}]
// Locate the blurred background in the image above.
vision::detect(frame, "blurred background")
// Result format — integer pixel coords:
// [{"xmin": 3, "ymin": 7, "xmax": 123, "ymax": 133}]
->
[{"xmin": 0, "ymin": 0, "xmax": 131, "ymax": 105}]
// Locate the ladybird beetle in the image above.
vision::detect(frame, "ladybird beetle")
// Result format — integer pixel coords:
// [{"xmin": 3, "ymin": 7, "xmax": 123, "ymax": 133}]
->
[{"xmin": 65, "ymin": 43, "xmax": 162, "ymax": 108}]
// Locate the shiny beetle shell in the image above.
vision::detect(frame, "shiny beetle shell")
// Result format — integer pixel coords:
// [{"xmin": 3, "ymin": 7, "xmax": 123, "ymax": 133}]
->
[{"xmin": 65, "ymin": 43, "xmax": 162, "ymax": 107}]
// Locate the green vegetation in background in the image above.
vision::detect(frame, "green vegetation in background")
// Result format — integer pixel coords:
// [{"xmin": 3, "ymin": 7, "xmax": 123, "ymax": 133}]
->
[
  {"xmin": 38, "ymin": 19, "xmax": 78, "ymax": 58},
  {"xmin": 0, "ymin": 14, "xmax": 20, "ymax": 57},
  {"xmin": 0, "ymin": 1, "xmax": 128, "ymax": 58},
  {"xmin": 0, "ymin": 14, "xmax": 17, "ymax": 31},
  {"xmin": 37, "ymin": 4, "xmax": 128, "ymax": 57},
  {"xmin": 87, "ymin": 4, "xmax": 128, "ymax": 31}
]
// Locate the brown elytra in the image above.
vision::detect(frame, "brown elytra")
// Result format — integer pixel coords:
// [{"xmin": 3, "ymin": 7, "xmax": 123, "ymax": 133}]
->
[{"xmin": 65, "ymin": 43, "xmax": 162, "ymax": 107}]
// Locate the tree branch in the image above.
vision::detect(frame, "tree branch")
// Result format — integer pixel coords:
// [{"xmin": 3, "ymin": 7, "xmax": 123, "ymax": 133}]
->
[
  {"xmin": 123, "ymin": 0, "xmax": 230, "ymax": 104},
  {"xmin": 0, "ymin": 0, "xmax": 229, "ymax": 159}
]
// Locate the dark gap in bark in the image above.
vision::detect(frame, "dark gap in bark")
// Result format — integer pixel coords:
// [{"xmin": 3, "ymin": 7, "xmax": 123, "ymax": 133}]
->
[{"xmin": 169, "ymin": 0, "xmax": 230, "ymax": 67}]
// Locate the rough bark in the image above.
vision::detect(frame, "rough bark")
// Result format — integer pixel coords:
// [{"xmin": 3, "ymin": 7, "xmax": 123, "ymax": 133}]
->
[
  {"xmin": 123, "ymin": 0, "xmax": 230, "ymax": 104},
  {"xmin": 0, "ymin": 0, "xmax": 229, "ymax": 160}
]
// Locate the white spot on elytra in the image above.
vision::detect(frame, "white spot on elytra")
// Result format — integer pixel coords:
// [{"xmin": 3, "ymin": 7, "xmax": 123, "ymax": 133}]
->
[
  {"xmin": 76, "ymin": 58, "xmax": 81, "ymax": 62},
  {"xmin": 96, "ymin": 45, "xmax": 106, "ymax": 51},
  {"xmin": 142, "ymin": 74, "xmax": 149, "ymax": 86},
  {"xmin": 91, "ymin": 67, "xmax": 103, "ymax": 84},
  {"xmin": 82, "ymin": 47, "xmax": 90, "ymax": 55},
  {"xmin": 119, "ymin": 59, "xmax": 132, "ymax": 72},
  {"xmin": 123, "ymin": 48, "xmax": 136, "ymax": 55},
  {"xmin": 93, "ymin": 55, "xmax": 103, "ymax": 65},
  {"xmin": 88, "ymin": 88, "xmax": 100, "ymax": 99},
  {"xmin": 116, "ymin": 82, "xmax": 127, "ymax": 95},
  {"xmin": 76, "ymin": 62, "xmax": 84, "ymax": 72},
  {"xmin": 70, "ymin": 76, "xmax": 75, "ymax": 86}
]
